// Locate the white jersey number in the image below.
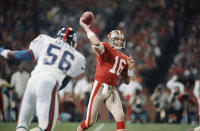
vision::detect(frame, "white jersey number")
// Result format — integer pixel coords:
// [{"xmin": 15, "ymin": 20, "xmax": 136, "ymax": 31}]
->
[
  {"xmin": 43, "ymin": 44, "xmax": 74, "ymax": 72},
  {"xmin": 109, "ymin": 56, "xmax": 126, "ymax": 76}
]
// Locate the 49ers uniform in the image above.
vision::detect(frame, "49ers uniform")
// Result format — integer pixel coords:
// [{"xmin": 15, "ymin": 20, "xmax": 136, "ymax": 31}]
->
[{"xmin": 82, "ymin": 42, "xmax": 128, "ymax": 130}]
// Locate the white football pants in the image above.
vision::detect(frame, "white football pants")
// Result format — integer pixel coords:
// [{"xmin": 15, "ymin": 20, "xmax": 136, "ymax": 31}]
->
[{"xmin": 16, "ymin": 73, "xmax": 59, "ymax": 131}]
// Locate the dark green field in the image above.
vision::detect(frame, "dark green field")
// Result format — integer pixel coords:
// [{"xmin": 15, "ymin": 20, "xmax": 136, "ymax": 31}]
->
[{"xmin": 0, "ymin": 122, "xmax": 198, "ymax": 131}]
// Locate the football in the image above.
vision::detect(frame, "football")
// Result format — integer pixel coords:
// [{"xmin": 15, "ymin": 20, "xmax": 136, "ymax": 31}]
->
[{"xmin": 81, "ymin": 11, "xmax": 94, "ymax": 25}]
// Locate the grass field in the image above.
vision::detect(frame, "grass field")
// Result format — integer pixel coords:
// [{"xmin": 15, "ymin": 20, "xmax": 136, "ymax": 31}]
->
[{"xmin": 0, "ymin": 122, "xmax": 197, "ymax": 131}]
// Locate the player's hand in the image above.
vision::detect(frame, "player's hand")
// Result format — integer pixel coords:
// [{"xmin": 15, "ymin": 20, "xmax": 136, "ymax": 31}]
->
[
  {"xmin": 128, "ymin": 53, "xmax": 135, "ymax": 70},
  {"xmin": 0, "ymin": 48, "xmax": 10, "ymax": 59},
  {"xmin": 79, "ymin": 17, "xmax": 91, "ymax": 28}
]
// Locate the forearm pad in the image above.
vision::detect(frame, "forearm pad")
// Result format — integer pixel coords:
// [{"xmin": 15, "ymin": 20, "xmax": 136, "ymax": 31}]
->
[{"xmin": 14, "ymin": 50, "xmax": 33, "ymax": 61}]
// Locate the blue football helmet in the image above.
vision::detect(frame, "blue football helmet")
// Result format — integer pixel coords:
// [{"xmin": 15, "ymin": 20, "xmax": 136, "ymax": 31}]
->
[{"xmin": 57, "ymin": 27, "xmax": 77, "ymax": 48}]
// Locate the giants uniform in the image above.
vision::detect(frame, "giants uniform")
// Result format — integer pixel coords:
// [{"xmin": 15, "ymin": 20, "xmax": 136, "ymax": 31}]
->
[
  {"xmin": 17, "ymin": 34, "xmax": 85, "ymax": 131},
  {"xmin": 84, "ymin": 42, "xmax": 128, "ymax": 127}
]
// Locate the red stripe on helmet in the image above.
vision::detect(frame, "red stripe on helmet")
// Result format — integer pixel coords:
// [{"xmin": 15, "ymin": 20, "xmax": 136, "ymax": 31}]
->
[
  {"xmin": 107, "ymin": 33, "xmax": 111, "ymax": 39},
  {"xmin": 63, "ymin": 28, "xmax": 70, "ymax": 41},
  {"xmin": 116, "ymin": 30, "xmax": 120, "ymax": 35},
  {"xmin": 118, "ymin": 30, "xmax": 123, "ymax": 36}
]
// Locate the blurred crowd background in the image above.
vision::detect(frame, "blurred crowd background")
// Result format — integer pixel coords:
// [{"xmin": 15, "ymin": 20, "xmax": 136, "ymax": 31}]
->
[{"xmin": 0, "ymin": 0, "xmax": 200, "ymax": 124}]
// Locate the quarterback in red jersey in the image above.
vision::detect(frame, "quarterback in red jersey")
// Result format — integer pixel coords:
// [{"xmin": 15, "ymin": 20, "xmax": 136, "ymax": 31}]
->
[{"xmin": 77, "ymin": 13, "xmax": 135, "ymax": 131}]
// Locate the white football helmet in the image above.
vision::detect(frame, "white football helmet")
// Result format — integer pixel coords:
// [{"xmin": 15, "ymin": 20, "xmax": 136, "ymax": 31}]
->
[{"xmin": 107, "ymin": 30, "xmax": 125, "ymax": 50}]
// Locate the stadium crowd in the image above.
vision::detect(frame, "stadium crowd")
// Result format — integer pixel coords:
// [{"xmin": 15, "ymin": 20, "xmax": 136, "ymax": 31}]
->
[{"xmin": 0, "ymin": 0, "xmax": 200, "ymax": 124}]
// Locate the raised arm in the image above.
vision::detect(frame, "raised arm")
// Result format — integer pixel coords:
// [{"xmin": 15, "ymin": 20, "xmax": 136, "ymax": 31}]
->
[{"xmin": 79, "ymin": 16, "xmax": 104, "ymax": 55}]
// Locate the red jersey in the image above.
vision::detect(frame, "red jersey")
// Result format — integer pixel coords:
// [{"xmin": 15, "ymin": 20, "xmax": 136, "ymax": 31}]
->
[{"xmin": 94, "ymin": 42, "xmax": 128, "ymax": 86}]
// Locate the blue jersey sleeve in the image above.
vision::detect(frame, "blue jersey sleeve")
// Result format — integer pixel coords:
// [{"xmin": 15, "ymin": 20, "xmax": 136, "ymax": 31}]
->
[{"xmin": 14, "ymin": 50, "xmax": 35, "ymax": 61}]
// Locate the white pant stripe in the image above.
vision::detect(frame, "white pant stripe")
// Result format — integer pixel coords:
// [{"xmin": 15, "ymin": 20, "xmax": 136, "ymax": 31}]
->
[{"xmin": 86, "ymin": 80, "xmax": 98, "ymax": 126}]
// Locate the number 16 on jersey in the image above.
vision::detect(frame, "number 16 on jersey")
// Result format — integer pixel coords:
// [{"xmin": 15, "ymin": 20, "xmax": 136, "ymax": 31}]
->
[{"xmin": 109, "ymin": 56, "xmax": 126, "ymax": 76}]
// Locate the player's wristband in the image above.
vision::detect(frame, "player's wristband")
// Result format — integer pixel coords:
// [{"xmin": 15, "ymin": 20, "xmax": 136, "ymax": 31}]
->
[
  {"xmin": 128, "ymin": 69, "xmax": 133, "ymax": 77},
  {"xmin": 87, "ymin": 31, "xmax": 95, "ymax": 38},
  {"xmin": 1, "ymin": 49, "xmax": 10, "ymax": 59}
]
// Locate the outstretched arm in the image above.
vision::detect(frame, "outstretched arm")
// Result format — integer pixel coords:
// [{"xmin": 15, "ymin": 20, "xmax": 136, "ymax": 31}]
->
[{"xmin": 0, "ymin": 48, "xmax": 34, "ymax": 62}]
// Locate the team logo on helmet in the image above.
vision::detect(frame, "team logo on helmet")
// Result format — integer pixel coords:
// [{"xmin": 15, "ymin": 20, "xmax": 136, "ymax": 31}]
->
[
  {"xmin": 57, "ymin": 27, "xmax": 77, "ymax": 48},
  {"xmin": 107, "ymin": 30, "xmax": 125, "ymax": 50}
]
